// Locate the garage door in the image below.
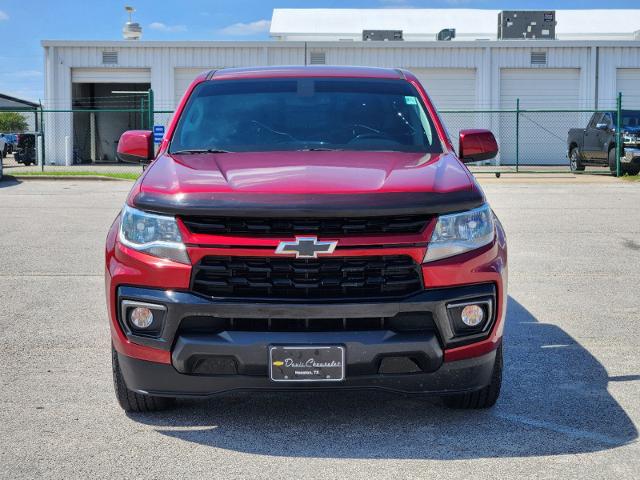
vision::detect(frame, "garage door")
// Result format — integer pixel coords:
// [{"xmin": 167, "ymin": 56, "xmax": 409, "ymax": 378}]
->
[
  {"xmin": 71, "ymin": 68, "xmax": 151, "ymax": 83},
  {"xmin": 411, "ymin": 69, "xmax": 477, "ymax": 147},
  {"xmin": 616, "ymin": 69, "xmax": 640, "ymax": 109},
  {"xmin": 411, "ymin": 69, "xmax": 476, "ymax": 110},
  {"xmin": 174, "ymin": 68, "xmax": 210, "ymax": 107},
  {"xmin": 500, "ymin": 68, "xmax": 580, "ymax": 165}
]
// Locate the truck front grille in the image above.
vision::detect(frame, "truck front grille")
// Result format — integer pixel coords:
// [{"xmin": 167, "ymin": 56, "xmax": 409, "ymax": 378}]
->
[
  {"xmin": 191, "ymin": 255, "xmax": 423, "ymax": 300},
  {"xmin": 181, "ymin": 215, "xmax": 430, "ymax": 236},
  {"xmin": 179, "ymin": 311, "xmax": 435, "ymax": 333}
]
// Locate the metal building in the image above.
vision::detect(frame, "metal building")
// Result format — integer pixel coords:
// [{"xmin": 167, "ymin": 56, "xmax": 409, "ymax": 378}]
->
[
  {"xmin": 42, "ymin": 8, "xmax": 640, "ymax": 166},
  {"xmin": 0, "ymin": 93, "xmax": 40, "ymax": 132}
]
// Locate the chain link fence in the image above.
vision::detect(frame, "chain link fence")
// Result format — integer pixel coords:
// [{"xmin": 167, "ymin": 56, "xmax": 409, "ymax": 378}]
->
[
  {"xmin": 440, "ymin": 109, "xmax": 595, "ymax": 172},
  {"xmin": 1, "ymin": 91, "xmax": 638, "ymax": 179}
]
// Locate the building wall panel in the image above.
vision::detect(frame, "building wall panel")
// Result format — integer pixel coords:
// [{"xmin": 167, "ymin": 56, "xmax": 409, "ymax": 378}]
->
[
  {"xmin": 616, "ymin": 68, "xmax": 640, "ymax": 109},
  {"xmin": 42, "ymin": 41, "xmax": 640, "ymax": 165}
]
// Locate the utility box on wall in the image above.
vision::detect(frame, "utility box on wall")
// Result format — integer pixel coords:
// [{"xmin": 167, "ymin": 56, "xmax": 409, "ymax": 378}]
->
[{"xmin": 498, "ymin": 11, "xmax": 556, "ymax": 40}]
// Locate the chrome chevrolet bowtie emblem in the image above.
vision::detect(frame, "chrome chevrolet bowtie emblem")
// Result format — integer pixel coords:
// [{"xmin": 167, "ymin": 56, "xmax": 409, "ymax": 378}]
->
[{"xmin": 275, "ymin": 237, "xmax": 338, "ymax": 259}]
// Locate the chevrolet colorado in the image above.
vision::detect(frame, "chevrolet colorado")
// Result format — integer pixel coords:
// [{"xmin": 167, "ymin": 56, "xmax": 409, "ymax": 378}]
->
[
  {"xmin": 108, "ymin": 66, "xmax": 507, "ymax": 412},
  {"xmin": 567, "ymin": 110, "xmax": 640, "ymax": 175}
]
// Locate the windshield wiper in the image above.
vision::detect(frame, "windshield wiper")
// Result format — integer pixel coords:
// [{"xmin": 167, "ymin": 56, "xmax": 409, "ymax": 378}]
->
[{"xmin": 170, "ymin": 148, "xmax": 232, "ymax": 155}]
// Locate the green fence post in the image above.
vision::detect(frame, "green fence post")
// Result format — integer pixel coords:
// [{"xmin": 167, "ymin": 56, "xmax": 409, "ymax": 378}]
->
[
  {"xmin": 39, "ymin": 104, "xmax": 45, "ymax": 171},
  {"xmin": 147, "ymin": 88, "xmax": 154, "ymax": 131},
  {"xmin": 138, "ymin": 98, "xmax": 143, "ymax": 129},
  {"xmin": 616, "ymin": 92, "xmax": 622, "ymax": 177},
  {"xmin": 515, "ymin": 98, "xmax": 520, "ymax": 173}
]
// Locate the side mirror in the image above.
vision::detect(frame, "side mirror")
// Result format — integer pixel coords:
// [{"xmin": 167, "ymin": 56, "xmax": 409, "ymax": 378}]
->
[
  {"xmin": 595, "ymin": 123, "xmax": 610, "ymax": 131},
  {"xmin": 458, "ymin": 129, "xmax": 498, "ymax": 163},
  {"xmin": 117, "ymin": 130, "xmax": 154, "ymax": 164}
]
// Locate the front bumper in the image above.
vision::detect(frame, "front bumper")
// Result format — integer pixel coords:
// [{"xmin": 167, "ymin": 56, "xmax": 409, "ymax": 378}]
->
[
  {"xmin": 117, "ymin": 348, "xmax": 497, "ymax": 397},
  {"xmin": 623, "ymin": 147, "xmax": 640, "ymax": 164},
  {"xmin": 114, "ymin": 283, "xmax": 499, "ymax": 397}
]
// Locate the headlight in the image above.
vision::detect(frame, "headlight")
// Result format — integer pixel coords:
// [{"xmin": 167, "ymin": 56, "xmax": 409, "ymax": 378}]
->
[
  {"xmin": 424, "ymin": 204, "xmax": 495, "ymax": 263},
  {"xmin": 118, "ymin": 205, "xmax": 190, "ymax": 264}
]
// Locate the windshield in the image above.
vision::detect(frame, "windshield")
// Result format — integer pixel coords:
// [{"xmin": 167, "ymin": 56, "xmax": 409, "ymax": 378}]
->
[
  {"xmin": 621, "ymin": 111, "xmax": 640, "ymax": 129},
  {"xmin": 170, "ymin": 78, "xmax": 442, "ymax": 154}
]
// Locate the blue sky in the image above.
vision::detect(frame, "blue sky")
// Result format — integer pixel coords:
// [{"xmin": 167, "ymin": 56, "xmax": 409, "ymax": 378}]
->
[{"xmin": 0, "ymin": 0, "xmax": 635, "ymax": 101}]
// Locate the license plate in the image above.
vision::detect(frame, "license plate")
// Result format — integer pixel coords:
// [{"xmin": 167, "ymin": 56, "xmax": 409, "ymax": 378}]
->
[{"xmin": 269, "ymin": 346, "xmax": 345, "ymax": 382}]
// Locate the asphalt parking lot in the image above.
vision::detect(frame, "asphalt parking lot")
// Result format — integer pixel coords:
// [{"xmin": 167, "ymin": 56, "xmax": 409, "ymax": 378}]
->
[{"xmin": 0, "ymin": 176, "xmax": 638, "ymax": 479}]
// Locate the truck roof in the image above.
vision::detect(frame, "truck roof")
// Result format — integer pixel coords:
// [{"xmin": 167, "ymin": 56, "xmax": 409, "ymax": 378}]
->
[{"xmin": 210, "ymin": 65, "xmax": 407, "ymax": 80}]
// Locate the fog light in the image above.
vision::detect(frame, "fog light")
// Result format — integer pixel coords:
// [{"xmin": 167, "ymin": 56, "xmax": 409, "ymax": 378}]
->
[
  {"xmin": 460, "ymin": 304, "xmax": 484, "ymax": 327},
  {"xmin": 130, "ymin": 307, "xmax": 154, "ymax": 329}
]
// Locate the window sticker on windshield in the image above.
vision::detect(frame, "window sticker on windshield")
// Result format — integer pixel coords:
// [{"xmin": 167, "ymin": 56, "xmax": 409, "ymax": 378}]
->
[{"xmin": 404, "ymin": 96, "xmax": 418, "ymax": 105}]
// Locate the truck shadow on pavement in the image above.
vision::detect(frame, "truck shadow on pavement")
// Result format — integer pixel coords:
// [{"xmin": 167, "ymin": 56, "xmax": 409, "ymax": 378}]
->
[
  {"xmin": 130, "ymin": 296, "xmax": 638, "ymax": 459},
  {"xmin": 0, "ymin": 176, "xmax": 21, "ymax": 188}
]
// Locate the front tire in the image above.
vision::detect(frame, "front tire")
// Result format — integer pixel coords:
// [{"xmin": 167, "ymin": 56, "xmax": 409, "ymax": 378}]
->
[
  {"xmin": 112, "ymin": 345, "xmax": 175, "ymax": 412},
  {"xmin": 569, "ymin": 147, "xmax": 585, "ymax": 172},
  {"xmin": 443, "ymin": 344, "xmax": 503, "ymax": 409},
  {"xmin": 609, "ymin": 148, "xmax": 621, "ymax": 176},
  {"xmin": 624, "ymin": 164, "xmax": 640, "ymax": 176}
]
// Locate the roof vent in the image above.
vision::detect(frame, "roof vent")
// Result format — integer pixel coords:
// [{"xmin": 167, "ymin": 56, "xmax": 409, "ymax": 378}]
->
[
  {"xmin": 437, "ymin": 29, "xmax": 456, "ymax": 41},
  {"xmin": 530, "ymin": 51, "xmax": 547, "ymax": 65},
  {"xmin": 102, "ymin": 51, "xmax": 119, "ymax": 65},
  {"xmin": 309, "ymin": 52, "xmax": 326, "ymax": 65}
]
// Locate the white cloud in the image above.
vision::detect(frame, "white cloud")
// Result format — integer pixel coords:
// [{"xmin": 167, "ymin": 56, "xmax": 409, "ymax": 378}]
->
[
  {"xmin": 378, "ymin": 0, "xmax": 413, "ymax": 7},
  {"xmin": 149, "ymin": 22, "xmax": 187, "ymax": 33},
  {"xmin": 0, "ymin": 10, "xmax": 9, "ymax": 20},
  {"xmin": 219, "ymin": 19, "xmax": 271, "ymax": 36},
  {"xmin": 380, "ymin": 0, "xmax": 473, "ymax": 6},
  {"xmin": 0, "ymin": 70, "xmax": 44, "ymax": 101},
  {"xmin": 11, "ymin": 70, "xmax": 43, "ymax": 78}
]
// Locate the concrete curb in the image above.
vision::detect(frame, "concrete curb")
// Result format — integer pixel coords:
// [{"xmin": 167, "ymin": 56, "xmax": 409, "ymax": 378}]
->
[
  {"xmin": 8, "ymin": 175, "xmax": 134, "ymax": 182},
  {"xmin": 474, "ymin": 173, "xmax": 622, "ymax": 184}
]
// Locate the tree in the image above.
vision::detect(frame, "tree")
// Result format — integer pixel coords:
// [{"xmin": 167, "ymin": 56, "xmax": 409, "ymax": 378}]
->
[{"xmin": 0, "ymin": 112, "xmax": 29, "ymax": 132}]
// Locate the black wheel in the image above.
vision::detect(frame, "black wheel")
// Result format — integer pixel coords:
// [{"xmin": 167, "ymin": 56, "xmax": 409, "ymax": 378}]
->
[
  {"xmin": 609, "ymin": 149, "xmax": 621, "ymax": 176},
  {"xmin": 112, "ymin": 345, "xmax": 175, "ymax": 412},
  {"xmin": 624, "ymin": 164, "xmax": 640, "ymax": 176},
  {"xmin": 569, "ymin": 147, "xmax": 585, "ymax": 172},
  {"xmin": 443, "ymin": 344, "xmax": 502, "ymax": 409}
]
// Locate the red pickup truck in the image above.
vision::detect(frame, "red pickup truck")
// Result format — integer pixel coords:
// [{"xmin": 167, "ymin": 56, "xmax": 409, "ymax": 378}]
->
[{"xmin": 107, "ymin": 66, "xmax": 507, "ymax": 412}]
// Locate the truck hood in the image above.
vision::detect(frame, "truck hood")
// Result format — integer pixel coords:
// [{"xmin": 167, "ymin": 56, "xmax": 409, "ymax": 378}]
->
[{"xmin": 133, "ymin": 151, "xmax": 484, "ymax": 217}]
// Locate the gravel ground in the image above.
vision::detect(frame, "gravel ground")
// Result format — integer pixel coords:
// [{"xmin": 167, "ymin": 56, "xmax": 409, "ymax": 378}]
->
[{"xmin": 0, "ymin": 177, "xmax": 638, "ymax": 479}]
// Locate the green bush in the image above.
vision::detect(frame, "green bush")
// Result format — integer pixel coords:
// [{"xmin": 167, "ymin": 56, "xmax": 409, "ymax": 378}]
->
[{"xmin": 0, "ymin": 112, "xmax": 29, "ymax": 132}]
